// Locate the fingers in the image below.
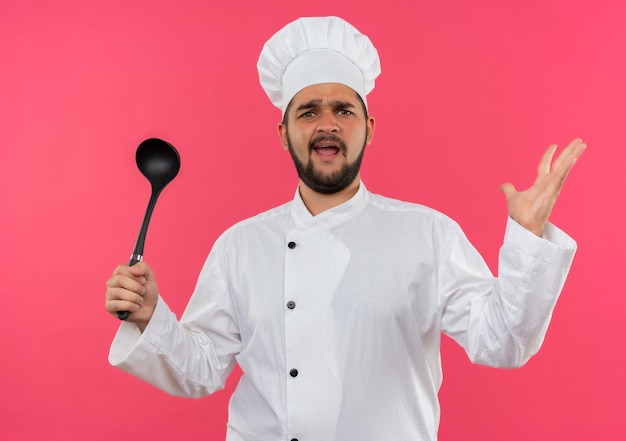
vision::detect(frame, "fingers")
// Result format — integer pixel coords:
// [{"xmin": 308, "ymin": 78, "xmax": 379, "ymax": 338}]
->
[
  {"xmin": 499, "ymin": 182, "xmax": 517, "ymax": 200},
  {"xmin": 106, "ymin": 297, "xmax": 142, "ymax": 316},
  {"xmin": 560, "ymin": 138, "xmax": 586, "ymax": 170},
  {"xmin": 549, "ymin": 138, "xmax": 586, "ymax": 173},
  {"xmin": 549, "ymin": 138, "xmax": 587, "ymax": 188},
  {"xmin": 563, "ymin": 138, "xmax": 586, "ymax": 159},
  {"xmin": 105, "ymin": 263, "xmax": 148, "ymax": 316},
  {"xmin": 537, "ymin": 144, "xmax": 558, "ymax": 176}
]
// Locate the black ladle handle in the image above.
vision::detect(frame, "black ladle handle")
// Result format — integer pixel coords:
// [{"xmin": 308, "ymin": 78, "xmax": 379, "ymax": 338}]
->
[
  {"xmin": 117, "ymin": 311, "xmax": 132, "ymax": 321},
  {"xmin": 117, "ymin": 182, "xmax": 165, "ymax": 320}
]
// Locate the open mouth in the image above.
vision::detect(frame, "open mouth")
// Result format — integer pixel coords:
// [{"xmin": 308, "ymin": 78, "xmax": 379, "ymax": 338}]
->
[
  {"xmin": 310, "ymin": 135, "xmax": 344, "ymax": 159},
  {"xmin": 314, "ymin": 146, "xmax": 340, "ymax": 156}
]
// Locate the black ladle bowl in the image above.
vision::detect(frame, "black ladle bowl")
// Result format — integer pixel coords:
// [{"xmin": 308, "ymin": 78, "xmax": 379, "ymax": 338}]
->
[{"xmin": 118, "ymin": 138, "xmax": 180, "ymax": 320}]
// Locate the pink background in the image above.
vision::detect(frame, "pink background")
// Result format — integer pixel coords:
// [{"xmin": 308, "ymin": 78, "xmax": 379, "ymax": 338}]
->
[{"xmin": 1, "ymin": 1, "xmax": 624, "ymax": 439}]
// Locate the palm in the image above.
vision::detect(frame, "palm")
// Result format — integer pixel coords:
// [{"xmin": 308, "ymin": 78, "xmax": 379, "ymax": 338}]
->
[{"xmin": 501, "ymin": 139, "xmax": 586, "ymax": 236}]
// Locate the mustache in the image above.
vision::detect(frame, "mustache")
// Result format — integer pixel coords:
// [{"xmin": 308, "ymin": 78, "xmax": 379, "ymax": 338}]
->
[{"xmin": 309, "ymin": 134, "xmax": 347, "ymax": 154}]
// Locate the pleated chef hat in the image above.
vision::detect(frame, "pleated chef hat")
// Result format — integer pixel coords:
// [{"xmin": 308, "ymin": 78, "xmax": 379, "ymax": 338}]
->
[{"xmin": 257, "ymin": 16, "xmax": 381, "ymax": 116}]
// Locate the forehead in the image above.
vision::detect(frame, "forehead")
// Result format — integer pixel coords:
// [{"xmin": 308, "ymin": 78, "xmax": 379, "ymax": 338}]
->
[{"xmin": 290, "ymin": 83, "xmax": 361, "ymax": 107}]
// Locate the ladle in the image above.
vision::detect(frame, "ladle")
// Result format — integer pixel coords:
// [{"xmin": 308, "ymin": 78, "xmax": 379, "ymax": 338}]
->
[{"xmin": 118, "ymin": 138, "xmax": 180, "ymax": 320}]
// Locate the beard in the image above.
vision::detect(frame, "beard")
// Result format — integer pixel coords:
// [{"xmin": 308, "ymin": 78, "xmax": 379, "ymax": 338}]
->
[{"xmin": 287, "ymin": 133, "xmax": 367, "ymax": 195}]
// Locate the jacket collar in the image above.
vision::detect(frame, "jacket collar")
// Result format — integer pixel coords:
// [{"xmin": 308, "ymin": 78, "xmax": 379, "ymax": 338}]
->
[{"xmin": 290, "ymin": 181, "xmax": 369, "ymax": 234}]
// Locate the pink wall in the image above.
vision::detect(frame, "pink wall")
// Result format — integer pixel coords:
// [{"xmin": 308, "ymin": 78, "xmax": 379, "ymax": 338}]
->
[{"xmin": 1, "ymin": 1, "xmax": 624, "ymax": 439}]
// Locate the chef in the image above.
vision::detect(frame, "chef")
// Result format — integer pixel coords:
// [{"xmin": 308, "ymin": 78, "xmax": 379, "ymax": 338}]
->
[{"xmin": 105, "ymin": 16, "xmax": 586, "ymax": 441}]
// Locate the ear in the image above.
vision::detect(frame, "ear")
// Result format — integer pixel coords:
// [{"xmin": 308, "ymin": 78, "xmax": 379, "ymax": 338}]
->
[
  {"xmin": 277, "ymin": 122, "xmax": 289, "ymax": 151},
  {"xmin": 365, "ymin": 116, "xmax": 376, "ymax": 146}
]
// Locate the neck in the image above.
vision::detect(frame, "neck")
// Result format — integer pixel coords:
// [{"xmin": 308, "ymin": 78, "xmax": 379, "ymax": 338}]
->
[{"xmin": 298, "ymin": 178, "xmax": 361, "ymax": 216}]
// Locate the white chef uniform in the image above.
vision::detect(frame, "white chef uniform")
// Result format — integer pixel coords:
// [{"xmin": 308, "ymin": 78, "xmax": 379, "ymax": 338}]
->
[{"xmin": 110, "ymin": 182, "xmax": 576, "ymax": 441}]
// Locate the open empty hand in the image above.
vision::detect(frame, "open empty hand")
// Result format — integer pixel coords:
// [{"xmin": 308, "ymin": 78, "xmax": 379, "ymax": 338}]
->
[{"xmin": 500, "ymin": 138, "xmax": 586, "ymax": 236}]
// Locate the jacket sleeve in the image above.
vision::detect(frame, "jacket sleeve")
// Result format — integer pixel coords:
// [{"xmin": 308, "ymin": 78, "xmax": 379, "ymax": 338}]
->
[
  {"xmin": 108, "ymin": 241, "xmax": 242, "ymax": 397},
  {"xmin": 439, "ymin": 217, "xmax": 577, "ymax": 368}
]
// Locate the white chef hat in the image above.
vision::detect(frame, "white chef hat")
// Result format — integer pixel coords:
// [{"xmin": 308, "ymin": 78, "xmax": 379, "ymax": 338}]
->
[{"xmin": 257, "ymin": 16, "xmax": 381, "ymax": 116}]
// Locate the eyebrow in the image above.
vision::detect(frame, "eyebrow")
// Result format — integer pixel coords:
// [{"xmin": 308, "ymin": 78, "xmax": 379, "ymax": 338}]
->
[{"xmin": 295, "ymin": 99, "xmax": 358, "ymax": 112}]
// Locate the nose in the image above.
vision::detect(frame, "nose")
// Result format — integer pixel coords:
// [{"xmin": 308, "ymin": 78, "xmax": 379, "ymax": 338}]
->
[{"xmin": 317, "ymin": 110, "xmax": 339, "ymax": 133}]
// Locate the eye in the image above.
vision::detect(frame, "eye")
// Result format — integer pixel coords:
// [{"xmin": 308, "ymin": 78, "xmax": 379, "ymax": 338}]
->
[
  {"xmin": 298, "ymin": 110, "xmax": 316, "ymax": 119},
  {"xmin": 337, "ymin": 109, "xmax": 354, "ymax": 116}
]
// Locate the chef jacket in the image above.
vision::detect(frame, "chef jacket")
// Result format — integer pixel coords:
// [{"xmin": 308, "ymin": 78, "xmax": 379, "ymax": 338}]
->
[{"xmin": 109, "ymin": 181, "xmax": 577, "ymax": 441}]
